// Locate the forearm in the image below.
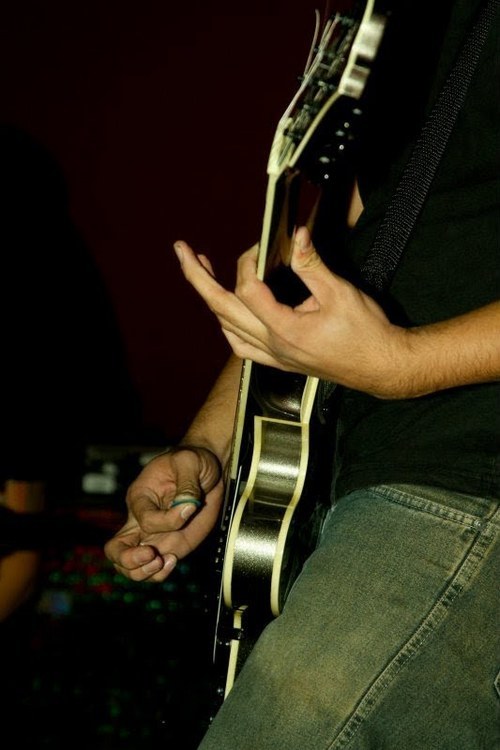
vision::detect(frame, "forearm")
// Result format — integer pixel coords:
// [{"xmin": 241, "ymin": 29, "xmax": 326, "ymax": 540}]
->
[
  {"xmin": 180, "ymin": 354, "xmax": 242, "ymax": 465},
  {"xmin": 387, "ymin": 301, "xmax": 500, "ymax": 399}
]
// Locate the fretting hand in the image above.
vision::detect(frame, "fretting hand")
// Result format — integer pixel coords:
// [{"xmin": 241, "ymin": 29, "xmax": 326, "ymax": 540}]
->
[{"xmin": 173, "ymin": 226, "xmax": 407, "ymax": 399}]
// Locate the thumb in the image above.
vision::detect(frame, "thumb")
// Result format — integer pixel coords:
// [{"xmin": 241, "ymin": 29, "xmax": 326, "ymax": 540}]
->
[
  {"xmin": 291, "ymin": 226, "xmax": 326, "ymax": 272},
  {"xmin": 170, "ymin": 446, "xmax": 221, "ymax": 504},
  {"xmin": 290, "ymin": 226, "xmax": 330, "ymax": 297}
]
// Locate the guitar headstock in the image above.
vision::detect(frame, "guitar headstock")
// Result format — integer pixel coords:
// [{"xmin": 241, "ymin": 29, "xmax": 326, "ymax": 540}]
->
[{"xmin": 268, "ymin": 0, "xmax": 388, "ymax": 178}]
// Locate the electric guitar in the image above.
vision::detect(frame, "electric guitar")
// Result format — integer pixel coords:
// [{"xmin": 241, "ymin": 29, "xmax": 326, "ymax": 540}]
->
[{"xmin": 210, "ymin": 0, "xmax": 391, "ymax": 712}]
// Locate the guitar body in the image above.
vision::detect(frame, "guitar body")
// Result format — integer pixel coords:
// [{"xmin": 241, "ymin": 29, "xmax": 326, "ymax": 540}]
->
[{"xmin": 210, "ymin": 0, "xmax": 391, "ymax": 711}]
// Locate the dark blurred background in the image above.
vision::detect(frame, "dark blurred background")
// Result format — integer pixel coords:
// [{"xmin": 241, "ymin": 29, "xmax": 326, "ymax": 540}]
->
[
  {"xmin": 0, "ymin": 1, "xmax": 321, "ymax": 747},
  {"xmin": 0, "ymin": 0, "xmax": 315, "ymax": 437}
]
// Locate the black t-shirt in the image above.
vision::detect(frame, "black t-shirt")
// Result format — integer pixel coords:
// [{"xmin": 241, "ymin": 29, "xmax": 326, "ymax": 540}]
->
[{"xmin": 334, "ymin": 0, "xmax": 500, "ymax": 498}]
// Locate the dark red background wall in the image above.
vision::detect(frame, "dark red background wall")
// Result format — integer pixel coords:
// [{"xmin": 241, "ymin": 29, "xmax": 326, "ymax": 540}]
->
[{"xmin": 0, "ymin": 0, "xmax": 318, "ymax": 440}]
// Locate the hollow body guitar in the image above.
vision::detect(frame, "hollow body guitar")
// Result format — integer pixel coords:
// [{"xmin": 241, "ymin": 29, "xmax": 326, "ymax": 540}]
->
[{"xmin": 210, "ymin": 0, "xmax": 391, "ymax": 712}]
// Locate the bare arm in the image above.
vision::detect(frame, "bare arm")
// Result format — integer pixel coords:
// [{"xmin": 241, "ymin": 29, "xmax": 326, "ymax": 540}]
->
[
  {"xmin": 386, "ymin": 301, "xmax": 500, "ymax": 398},
  {"xmin": 180, "ymin": 353, "xmax": 242, "ymax": 465},
  {"xmin": 342, "ymin": 181, "xmax": 500, "ymax": 397},
  {"xmin": 104, "ymin": 355, "xmax": 242, "ymax": 582},
  {"xmin": 174, "ymin": 227, "xmax": 499, "ymax": 400}
]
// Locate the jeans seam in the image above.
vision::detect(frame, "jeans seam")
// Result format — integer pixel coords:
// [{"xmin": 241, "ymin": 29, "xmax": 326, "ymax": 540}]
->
[
  {"xmin": 364, "ymin": 484, "xmax": 489, "ymax": 530},
  {"xmin": 325, "ymin": 506, "xmax": 499, "ymax": 750}
]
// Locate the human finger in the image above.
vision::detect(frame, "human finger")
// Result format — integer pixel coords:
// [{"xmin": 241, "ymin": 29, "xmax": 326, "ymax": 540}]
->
[
  {"xmin": 289, "ymin": 226, "xmax": 336, "ymax": 303},
  {"xmin": 222, "ymin": 328, "xmax": 291, "ymax": 370},
  {"xmin": 128, "ymin": 447, "xmax": 220, "ymax": 534},
  {"xmin": 174, "ymin": 240, "xmax": 272, "ymax": 347},
  {"xmin": 104, "ymin": 527, "xmax": 177, "ymax": 582},
  {"xmin": 234, "ymin": 250, "xmax": 296, "ymax": 327}
]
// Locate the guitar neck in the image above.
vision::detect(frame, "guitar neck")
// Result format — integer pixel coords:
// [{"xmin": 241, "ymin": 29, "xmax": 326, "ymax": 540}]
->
[{"xmin": 210, "ymin": 0, "xmax": 392, "ymax": 714}]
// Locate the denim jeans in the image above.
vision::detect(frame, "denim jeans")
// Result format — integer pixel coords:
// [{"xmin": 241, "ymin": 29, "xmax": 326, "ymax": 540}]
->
[{"xmin": 198, "ymin": 484, "xmax": 500, "ymax": 749}]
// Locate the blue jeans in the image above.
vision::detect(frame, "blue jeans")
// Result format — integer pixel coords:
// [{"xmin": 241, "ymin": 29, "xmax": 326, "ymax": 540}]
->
[{"xmin": 198, "ymin": 484, "xmax": 500, "ymax": 749}]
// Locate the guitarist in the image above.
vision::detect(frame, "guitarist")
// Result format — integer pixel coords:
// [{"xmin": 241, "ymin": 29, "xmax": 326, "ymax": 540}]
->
[{"xmin": 105, "ymin": 1, "xmax": 500, "ymax": 748}]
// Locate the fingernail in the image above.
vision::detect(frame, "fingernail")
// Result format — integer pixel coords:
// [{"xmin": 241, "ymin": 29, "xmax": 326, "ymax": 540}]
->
[
  {"xmin": 295, "ymin": 228, "xmax": 308, "ymax": 250},
  {"xmin": 181, "ymin": 504, "xmax": 197, "ymax": 521},
  {"xmin": 163, "ymin": 554, "xmax": 177, "ymax": 572},
  {"xmin": 173, "ymin": 242, "xmax": 184, "ymax": 263}
]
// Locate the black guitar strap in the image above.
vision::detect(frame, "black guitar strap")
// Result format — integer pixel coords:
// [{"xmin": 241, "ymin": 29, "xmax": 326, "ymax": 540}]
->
[
  {"xmin": 360, "ymin": 0, "xmax": 499, "ymax": 293},
  {"xmin": 318, "ymin": 0, "xmax": 498, "ymax": 416}
]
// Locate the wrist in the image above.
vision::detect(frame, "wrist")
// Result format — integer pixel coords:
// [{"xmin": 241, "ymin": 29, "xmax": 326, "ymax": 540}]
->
[
  {"xmin": 177, "ymin": 438, "xmax": 228, "ymax": 470},
  {"xmin": 352, "ymin": 325, "xmax": 423, "ymax": 400},
  {"xmin": 375, "ymin": 322, "xmax": 467, "ymax": 400}
]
